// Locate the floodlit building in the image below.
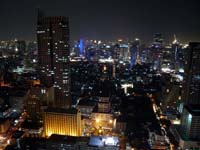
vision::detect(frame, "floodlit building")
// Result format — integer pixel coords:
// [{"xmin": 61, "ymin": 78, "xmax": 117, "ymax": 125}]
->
[{"xmin": 43, "ymin": 107, "xmax": 82, "ymax": 137}]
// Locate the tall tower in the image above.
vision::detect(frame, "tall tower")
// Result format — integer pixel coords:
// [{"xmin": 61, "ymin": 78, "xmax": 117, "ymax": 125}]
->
[
  {"xmin": 179, "ymin": 42, "xmax": 200, "ymax": 148},
  {"xmin": 37, "ymin": 11, "xmax": 71, "ymax": 108},
  {"xmin": 183, "ymin": 42, "xmax": 200, "ymax": 105},
  {"xmin": 130, "ymin": 38, "xmax": 140, "ymax": 66}
]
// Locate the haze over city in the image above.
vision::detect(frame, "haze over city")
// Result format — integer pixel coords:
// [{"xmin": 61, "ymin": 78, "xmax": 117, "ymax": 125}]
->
[{"xmin": 0, "ymin": 0, "xmax": 200, "ymax": 43}]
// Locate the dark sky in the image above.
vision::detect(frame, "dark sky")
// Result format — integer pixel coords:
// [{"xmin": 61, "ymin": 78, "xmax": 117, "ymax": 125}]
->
[{"xmin": 0, "ymin": 0, "xmax": 200, "ymax": 44}]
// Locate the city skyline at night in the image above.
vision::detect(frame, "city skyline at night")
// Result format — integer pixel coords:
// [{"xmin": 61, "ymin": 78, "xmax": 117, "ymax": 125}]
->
[{"xmin": 1, "ymin": 1, "xmax": 200, "ymax": 150}]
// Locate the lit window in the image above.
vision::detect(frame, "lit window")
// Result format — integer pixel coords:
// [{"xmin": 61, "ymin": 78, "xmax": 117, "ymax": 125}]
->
[{"xmin": 41, "ymin": 89, "xmax": 46, "ymax": 94}]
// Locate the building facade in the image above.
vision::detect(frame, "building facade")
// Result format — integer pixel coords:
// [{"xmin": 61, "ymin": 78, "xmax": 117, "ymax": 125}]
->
[
  {"xmin": 176, "ymin": 42, "xmax": 200, "ymax": 149},
  {"xmin": 184, "ymin": 42, "xmax": 200, "ymax": 105},
  {"xmin": 37, "ymin": 11, "xmax": 71, "ymax": 108},
  {"xmin": 43, "ymin": 107, "xmax": 82, "ymax": 137}
]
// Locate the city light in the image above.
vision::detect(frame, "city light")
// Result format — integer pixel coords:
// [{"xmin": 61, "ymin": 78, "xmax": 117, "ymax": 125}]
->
[{"xmin": 0, "ymin": 2, "xmax": 200, "ymax": 150}]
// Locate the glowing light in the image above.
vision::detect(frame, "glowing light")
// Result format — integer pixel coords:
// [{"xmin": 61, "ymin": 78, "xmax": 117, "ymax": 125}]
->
[
  {"xmin": 7, "ymin": 139, "xmax": 10, "ymax": 145},
  {"xmin": 98, "ymin": 58, "xmax": 113, "ymax": 63},
  {"xmin": 79, "ymin": 39, "xmax": 83, "ymax": 56},
  {"xmin": 105, "ymin": 137, "xmax": 115, "ymax": 145},
  {"xmin": 96, "ymin": 118, "xmax": 100, "ymax": 123},
  {"xmin": 183, "ymin": 44, "xmax": 189, "ymax": 49},
  {"xmin": 135, "ymin": 38, "xmax": 139, "ymax": 41},
  {"xmin": 188, "ymin": 114, "xmax": 192, "ymax": 120},
  {"xmin": 179, "ymin": 68, "xmax": 184, "ymax": 73},
  {"xmin": 103, "ymin": 65, "xmax": 107, "ymax": 72},
  {"xmin": 48, "ymin": 132, "xmax": 52, "ymax": 137},
  {"xmin": 121, "ymin": 83, "xmax": 133, "ymax": 94},
  {"xmin": 15, "ymin": 47, "xmax": 18, "ymax": 52},
  {"xmin": 118, "ymin": 39, "xmax": 123, "ymax": 42},
  {"xmin": 33, "ymin": 59, "xmax": 36, "ymax": 63},
  {"xmin": 172, "ymin": 119, "xmax": 181, "ymax": 125},
  {"xmin": 98, "ymin": 40, "xmax": 102, "ymax": 44}
]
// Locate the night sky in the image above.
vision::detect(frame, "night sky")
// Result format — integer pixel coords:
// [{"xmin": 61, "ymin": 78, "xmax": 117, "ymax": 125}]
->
[{"xmin": 0, "ymin": 0, "xmax": 200, "ymax": 44}]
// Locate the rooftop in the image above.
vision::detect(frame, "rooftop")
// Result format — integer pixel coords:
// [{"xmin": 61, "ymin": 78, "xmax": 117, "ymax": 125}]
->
[
  {"xmin": 78, "ymin": 98, "xmax": 96, "ymax": 107},
  {"xmin": 185, "ymin": 104, "xmax": 200, "ymax": 116},
  {"xmin": 49, "ymin": 134, "xmax": 89, "ymax": 143},
  {"xmin": 45, "ymin": 107, "xmax": 79, "ymax": 114}
]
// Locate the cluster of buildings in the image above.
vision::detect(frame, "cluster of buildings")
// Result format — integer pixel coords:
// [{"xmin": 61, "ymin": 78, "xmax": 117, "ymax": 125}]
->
[{"xmin": 0, "ymin": 9, "xmax": 199, "ymax": 150}]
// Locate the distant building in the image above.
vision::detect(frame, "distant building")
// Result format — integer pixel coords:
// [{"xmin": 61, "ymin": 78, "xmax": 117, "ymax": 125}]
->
[
  {"xmin": 37, "ymin": 10, "xmax": 71, "ymax": 108},
  {"xmin": 153, "ymin": 33, "xmax": 164, "ymax": 45},
  {"xmin": 77, "ymin": 98, "xmax": 96, "ymax": 117},
  {"xmin": 16, "ymin": 40, "xmax": 26, "ymax": 53},
  {"xmin": 91, "ymin": 98, "xmax": 113, "ymax": 130},
  {"xmin": 98, "ymin": 97, "xmax": 111, "ymax": 113},
  {"xmin": 130, "ymin": 39, "xmax": 140, "ymax": 66},
  {"xmin": 113, "ymin": 40, "xmax": 130, "ymax": 62},
  {"xmin": 43, "ymin": 107, "xmax": 82, "ymax": 137},
  {"xmin": 148, "ymin": 33, "xmax": 164, "ymax": 70}
]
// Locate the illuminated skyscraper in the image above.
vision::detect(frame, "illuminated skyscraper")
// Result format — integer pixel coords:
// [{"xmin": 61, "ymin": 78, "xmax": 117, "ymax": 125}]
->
[{"xmin": 37, "ymin": 10, "xmax": 71, "ymax": 107}]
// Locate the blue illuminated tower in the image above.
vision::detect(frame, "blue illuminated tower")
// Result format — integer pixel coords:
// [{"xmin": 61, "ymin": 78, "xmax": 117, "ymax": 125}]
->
[{"xmin": 79, "ymin": 39, "xmax": 84, "ymax": 57}]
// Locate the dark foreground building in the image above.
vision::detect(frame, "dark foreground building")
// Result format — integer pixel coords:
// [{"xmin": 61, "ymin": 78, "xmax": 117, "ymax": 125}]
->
[{"xmin": 37, "ymin": 10, "xmax": 71, "ymax": 107}]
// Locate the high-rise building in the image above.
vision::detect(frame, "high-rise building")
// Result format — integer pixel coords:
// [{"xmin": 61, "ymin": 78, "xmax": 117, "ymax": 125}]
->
[
  {"xmin": 181, "ymin": 105, "xmax": 200, "ymax": 139},
  {"xmin": 172, "ymin": 42, "xmax": 200, "ymax": 149},
  {"xmin": 113, "ymin": 39, "xmax": 130, "ymax": 62},
  {"xmin": 26, "ymin": 92, "xmax": 40, "ymax": 122},
  {"xmin": 148, "ymin": 33, "xmax": 164, "ymax": 70},
  {"xmin": 153, "ymin": 33, "xmax": 164, "ymax": 45},
  {"xmin": 130, "ymin": 38, "xmax": 140, "ymax": 66},
  {"xmin": 43, "ymin": 107, "xmax": 82, "ymax": 137},
  {"xmin": 184, "ymin": 42, "xmax": 200, "ymax": 105},
  {"xmin": 37, "ymin": 10, "xmax": 71, "ymax": 108},
  {"xmin": 17, "ymin": 40, "xmax": 26, "ymax": 53}
]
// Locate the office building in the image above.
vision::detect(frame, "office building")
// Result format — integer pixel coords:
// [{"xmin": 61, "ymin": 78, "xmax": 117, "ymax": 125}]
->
[
  {"xmin": 26, "ymin": 92, "xmax": 40, "ymax": 122},
  {"xmin": 37, "ymin": 10, "xmax": 71, "ymax": 107},
  {"xmin": 183, "ymin": 42, "xmax": 200, "ymax": 105},
  {"xmin": 43, "ymin": 107, "xmax": 82, "ymax": 137},
  {"xmin": 172, "ymin": 42, "xmax": 200, "ymax": 149},
  {"xmin": 130, "ymin": 38, "xmax": 140, "ymax": 66}
]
